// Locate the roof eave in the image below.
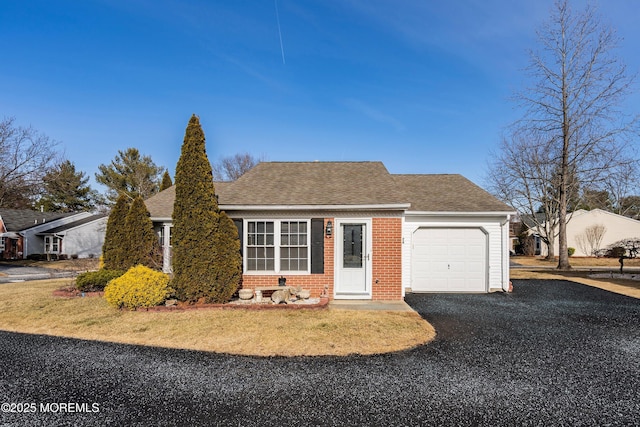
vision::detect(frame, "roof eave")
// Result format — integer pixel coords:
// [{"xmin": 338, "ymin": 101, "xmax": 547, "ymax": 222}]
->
[
  {"xmin": 220, "ymin": 203, "xmax": 411, "ymax": 211},
  {"xmin": 407, "ymin": 210, "xmax": 516, "ymax": 216}
]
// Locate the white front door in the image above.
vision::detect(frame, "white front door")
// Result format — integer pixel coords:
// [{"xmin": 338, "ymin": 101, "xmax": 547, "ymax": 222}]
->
[{"xmin": 335, "ymin": 220, "xmax": 371, "ymax": 298}]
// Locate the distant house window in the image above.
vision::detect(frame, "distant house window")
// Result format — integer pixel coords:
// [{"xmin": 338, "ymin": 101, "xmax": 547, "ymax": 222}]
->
[
  {"xmin": 245, "ymin": 220, "xmax": 309, "ymax": 273},
  {"xmin": 44, "ymin": 236, "xmax": 61, "ymax": 253}
]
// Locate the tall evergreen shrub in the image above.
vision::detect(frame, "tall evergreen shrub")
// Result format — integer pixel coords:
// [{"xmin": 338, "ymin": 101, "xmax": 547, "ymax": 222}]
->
[
  {"xmin": 171, "ymin": 115, "xmax": 221, "ymax": 302},
  {"xmin": 123, "ymin": 196, "xmax": 161, "ymax": 269},
  {"xmin": 102, "ymin": 194, "xmax": 130, "ymax": 270},
  {"xmin": 209, "ymin": 211, "xmax": 242, "ymax": 302}
]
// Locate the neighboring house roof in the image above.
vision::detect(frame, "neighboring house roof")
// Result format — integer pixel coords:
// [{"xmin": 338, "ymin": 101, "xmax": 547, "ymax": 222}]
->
[
  {"xmin": 0, "ymin": 209, "xmax": 76, "ymax": 232},
  {"xmin": 521, "ymin": 213, "xmax": 550, "ymax": 229},
  {"xmin": 36, "ymin": 214, "xmax": 107, "ymax": 235},
  {"xmin": 393, "ymin": 174, "xmax": 513, "ymax": 212},
  {"xmin": 146, "ymin": 161, "xmax": 512, "ymax": 218}
]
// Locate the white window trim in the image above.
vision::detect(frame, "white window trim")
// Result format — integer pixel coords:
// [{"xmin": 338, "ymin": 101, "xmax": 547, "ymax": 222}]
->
[
  {"xmin": 44, "ymin": 235, "xmax": 61, "ymax": 254},
  {"xmin": 243, "ymin": 219, "xmax": 311, "ymax": 275}
]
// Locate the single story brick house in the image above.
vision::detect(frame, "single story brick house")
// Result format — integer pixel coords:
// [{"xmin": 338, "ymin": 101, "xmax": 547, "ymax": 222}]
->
[
  {"xmin": 146, "ymin": 161, "xmax": 514, "ymax": 300},
  {"xmin": 0, "ymin": 209, "xmax": 107, "ymax": 260}
]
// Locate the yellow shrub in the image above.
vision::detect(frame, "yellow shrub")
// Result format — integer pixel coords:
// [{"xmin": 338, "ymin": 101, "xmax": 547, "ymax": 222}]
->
[{"xmin": 104, "ymin": 265, "xmax": 173, "ymax": 310}]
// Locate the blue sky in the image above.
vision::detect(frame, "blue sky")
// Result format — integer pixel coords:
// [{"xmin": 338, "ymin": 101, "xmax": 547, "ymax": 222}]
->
[{"xmin": 2, "ymin": 0, "xmax": 639, "ymax": 191}]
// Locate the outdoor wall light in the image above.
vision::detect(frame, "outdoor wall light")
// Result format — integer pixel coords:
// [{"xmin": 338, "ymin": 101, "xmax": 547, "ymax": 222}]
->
[{"xmin": 326, "ymin": 221, "xmax": 333, "ymax": 237}]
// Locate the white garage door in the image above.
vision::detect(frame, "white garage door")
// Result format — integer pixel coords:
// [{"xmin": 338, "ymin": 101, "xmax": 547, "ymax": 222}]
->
[{"xmin": 411, "ymin": 228, "xmax": 487, "ymax": 292}]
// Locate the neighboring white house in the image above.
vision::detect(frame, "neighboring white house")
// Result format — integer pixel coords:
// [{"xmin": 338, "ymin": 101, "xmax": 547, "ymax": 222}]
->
[
  {"xmin": 534, "ymin": 208, "xmax": 640, "ymax": 257},
  {"xmin": 36, "ymin": 214, "xmax": 108, "ymax": 259},
  {"xmin": 0, "ymin": 209, "xmax": 107, "ymax": 259}
]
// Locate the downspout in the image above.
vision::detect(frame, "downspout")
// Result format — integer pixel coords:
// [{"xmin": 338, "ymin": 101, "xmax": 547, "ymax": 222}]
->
[
  {"xmin": 501, "ymin": 215, "xmax": 511, "ymax": 292},
  {"xmin": 19, "ymin": 232, "xmax": 26, "ymax": 260}
]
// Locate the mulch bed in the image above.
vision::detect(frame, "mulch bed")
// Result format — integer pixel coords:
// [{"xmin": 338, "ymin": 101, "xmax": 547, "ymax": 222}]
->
[
  {"xmin": 146, "ymin": 297, "xmax": 329, "ymax": 311},
  {"xmin": 51, "ymin": 287, "xmax": 329, "ymax": 310},
  {"xmin": 52, "ymin": 287, "xmax": 103, "ymax": 298}
]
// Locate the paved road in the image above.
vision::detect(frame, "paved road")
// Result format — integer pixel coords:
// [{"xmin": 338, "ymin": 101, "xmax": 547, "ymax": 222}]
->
[
  {"xmin": 0, "ymin": 263, "xmax": 76, "ymax": 282},
  {"xmin": 0, "ymin": 280, "xmax": 638, "ymax": 426}
]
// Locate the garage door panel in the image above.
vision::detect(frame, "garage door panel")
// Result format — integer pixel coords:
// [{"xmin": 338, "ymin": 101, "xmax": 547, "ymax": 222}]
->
[{"xmin": 411, "ymin": 228, "xmax": 487, "ymax": 292}]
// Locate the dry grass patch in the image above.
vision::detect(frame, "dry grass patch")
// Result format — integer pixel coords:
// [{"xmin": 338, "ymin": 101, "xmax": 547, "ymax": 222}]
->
[
  {"xmin": 0, "ymin": 279, "xmax": 435, "ymax": 357},
  {"xmin": 512, "ymin": 256, "xmax": 640, "ymax": 268}
]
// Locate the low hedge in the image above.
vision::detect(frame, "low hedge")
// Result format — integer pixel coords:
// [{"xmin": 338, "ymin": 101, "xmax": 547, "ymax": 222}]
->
[{"xmin": 76, "ymin": 269, "xmax": 125, "ymax": 292}]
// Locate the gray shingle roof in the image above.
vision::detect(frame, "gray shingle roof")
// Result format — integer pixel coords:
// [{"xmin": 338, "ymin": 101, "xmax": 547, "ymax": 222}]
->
[
  {"xmin": 145, "ymin": 162, "xmax": 513, "ymax": 218},
  {"xmin": 393, "ymin": 174, "xmax": 513, "ymax": 212},
  {"xmin": 0, "ymin": 209, "xmax": 76, "ymax": 232},
  {"xmin": 224, "ymin": 161, "xmax": 406, "ymax": 206}
]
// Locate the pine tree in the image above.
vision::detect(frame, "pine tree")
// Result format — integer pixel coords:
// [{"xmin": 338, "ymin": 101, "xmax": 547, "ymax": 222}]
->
[
  {"xmin": 39, "ymin": 160, "xmax": 101, "ymax": 212},
  {"xmin": 160, "ymin": 170, "xmax": 173, "ymax": 191},
  {"xmin": 171, "ymin": 115, "xmax": 220, "ymax": 302},
  {"xmin": 123, "ymin": 196, "xmax": 162, "ymax": 269},
  {"xmin": 95, "ymin": 147, "xmax": 165, "ymax": 204},
  {"xmin": 102, "ymin": 194, "xmax": 130, "ymax": 270}
]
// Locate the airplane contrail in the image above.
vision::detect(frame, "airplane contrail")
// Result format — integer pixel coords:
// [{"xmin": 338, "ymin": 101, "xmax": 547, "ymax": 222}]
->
[{"xmin": 274, "ymin": 0, "xmax": 286, "ymax": 64}]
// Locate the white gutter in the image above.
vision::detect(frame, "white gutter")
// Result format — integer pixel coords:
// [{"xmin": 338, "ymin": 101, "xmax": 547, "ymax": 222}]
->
[{"xmin": 407, "ymin": 210, "xmax": 516, "ymax": 216}]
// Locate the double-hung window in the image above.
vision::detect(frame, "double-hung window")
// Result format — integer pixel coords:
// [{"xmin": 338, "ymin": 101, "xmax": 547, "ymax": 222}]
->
[
  {"xmin": 245, "ymin": 220, "xmax": 309, "ymax": 273},
  {"xmin": 44, "ymin": 235, "xmax": 61, "ymax": 253}
]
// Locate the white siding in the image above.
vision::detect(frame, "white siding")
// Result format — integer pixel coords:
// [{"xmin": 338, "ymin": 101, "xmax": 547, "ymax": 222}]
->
[
  {"xmin": 22, "ymin": 213, "xmax": 93, "ymax": 258},
  {"xmin": 60, "ymin": 218, "xmax": 107, "ymax": 258},
  {"xmin": 402, "ymin": 214, "xmax": 510, "ymax": 293},
  {"xmin": 540, "ymin": 209, "xmax": 640, "ymax": 257}
]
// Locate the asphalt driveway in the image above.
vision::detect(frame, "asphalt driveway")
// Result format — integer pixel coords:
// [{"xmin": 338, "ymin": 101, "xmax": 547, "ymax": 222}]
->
[{"xmin": 0, "ymin": 280, "xmax": 638, "ymax": 426}]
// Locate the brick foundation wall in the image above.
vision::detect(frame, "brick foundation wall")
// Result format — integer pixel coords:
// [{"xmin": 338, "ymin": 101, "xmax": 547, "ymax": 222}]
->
[{"xmin": 371, "ymin": 217, "xmax": 403, "ymax": 300}]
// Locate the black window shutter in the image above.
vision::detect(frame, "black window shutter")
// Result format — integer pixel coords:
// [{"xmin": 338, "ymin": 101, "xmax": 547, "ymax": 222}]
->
[
  {"xmin": 233, "ymin": 219, "xmax": 243, "ymax": 255},
  {"xmin": 311, "ymin": 218, "xmax": 324, "ymax": 274}
]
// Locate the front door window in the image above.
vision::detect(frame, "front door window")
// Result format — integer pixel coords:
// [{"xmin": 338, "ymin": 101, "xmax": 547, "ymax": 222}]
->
[{"xmin": 343, "ymin": 224, "xmax": 363, "ymax": 268}]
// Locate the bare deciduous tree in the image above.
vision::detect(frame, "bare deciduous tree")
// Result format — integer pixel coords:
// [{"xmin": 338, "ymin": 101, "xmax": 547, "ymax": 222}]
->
[
  {"xmin": 489, "ymin": 0, "xmax": 637, "ymax": 269},
  {"xmin": 575, "ymin": 224, "xmax": 606, "ymax": 256},
  {"xmin": 0, "ymin": 117, "xmax": 61, "ymax": 208},
  {"xmin": 212, "ymin": 153, "xmax": 261, "ymax": 181},
  {"xmin": 602, "ymin": 161, "xmax": 640, "ymax": 217}
]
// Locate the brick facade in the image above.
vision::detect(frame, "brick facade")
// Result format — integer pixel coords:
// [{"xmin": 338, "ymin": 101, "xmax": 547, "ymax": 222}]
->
[
  {"xmin": 241, "ymin": 217, "xmax": 403, "ymax": 301},
  {"xmin": 371, "ymin": 217, "xmax": 403, "ymax": 300}
]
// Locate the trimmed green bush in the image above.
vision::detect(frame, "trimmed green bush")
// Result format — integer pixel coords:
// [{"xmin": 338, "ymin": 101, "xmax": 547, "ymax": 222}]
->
[
  {"xmin": 104, "ymin": 265, "xmax": 172, "ymax": 310},
  {"xmin": 567, "ymin": 247, "xmax": 575, "ymax": 257},
  {"xmin": 123, "ymin": 196, "xmax": 162, "ymax": 269},
  {"xmin": 76, "ymin": 269, "xmax": 125, "ymax": 292},
  {"xmin": 102, "ymin": 194, "xmax": 131, "ymax": 270}
]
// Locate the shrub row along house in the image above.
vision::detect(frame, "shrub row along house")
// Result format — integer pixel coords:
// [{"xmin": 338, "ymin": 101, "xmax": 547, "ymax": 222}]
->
[
  {"xmin": 0, "ymin": 209, "xmax": 107, "ymax": 260},
  {"xmin": 146, "ymin": 161, "xmax": 514, "ymax": 301}
]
